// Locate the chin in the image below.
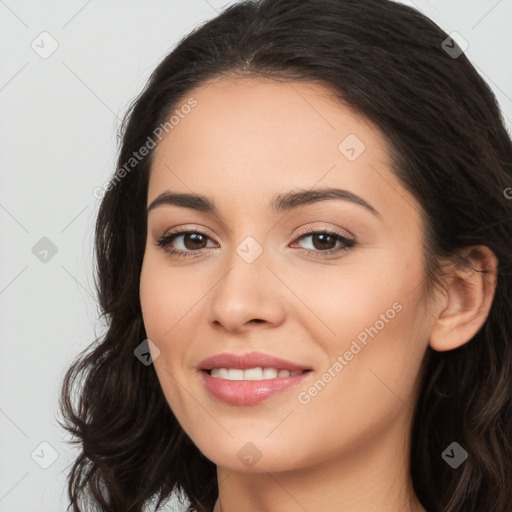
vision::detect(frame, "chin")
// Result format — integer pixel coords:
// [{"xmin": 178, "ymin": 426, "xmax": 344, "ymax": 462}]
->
[{"xmin": 192, "ymin": 436, "xmax": 311, "ymax": 473}]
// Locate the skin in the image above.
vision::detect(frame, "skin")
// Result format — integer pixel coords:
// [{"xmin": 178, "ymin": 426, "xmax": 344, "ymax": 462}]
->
[{"xmin": 139, "ymin": 76, "xmax": 497, "ymax": 512}]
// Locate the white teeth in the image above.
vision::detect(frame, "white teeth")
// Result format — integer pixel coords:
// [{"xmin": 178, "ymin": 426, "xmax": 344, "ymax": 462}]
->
[
  {"xmin": 244, "ymin": 367, "xmax": 263, "ymax": 380},
  {"xmin": 262, "ymin": 367, "xmax": 278, "ymax": 379},
  {"xmin": 209, "ymin": 367, "xmax": 304, "ymax": 381},
  {"xmin": 210, "ymin": 368, "xmax": 230, "ymax": 379}
]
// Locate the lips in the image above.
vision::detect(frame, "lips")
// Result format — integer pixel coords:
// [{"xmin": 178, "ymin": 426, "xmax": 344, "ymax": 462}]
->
[
  {"xmin": 198, "ymin": 351, "xmax": 312, "ymax": 372},
  {"xmin": 197, "ymin": 351, "xmax": 313, "ymax": 405}
]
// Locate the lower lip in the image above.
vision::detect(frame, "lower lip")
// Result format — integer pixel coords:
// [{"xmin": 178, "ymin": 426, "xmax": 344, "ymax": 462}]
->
[{"xmin": 200, "ymin": 370, "xmax": 312, "ymax": 405}]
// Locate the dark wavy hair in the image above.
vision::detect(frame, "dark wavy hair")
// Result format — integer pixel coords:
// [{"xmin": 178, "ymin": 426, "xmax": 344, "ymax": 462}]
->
[{"xmin": 58, "ymin": 0, "xmax": 512, "ymax": 510}]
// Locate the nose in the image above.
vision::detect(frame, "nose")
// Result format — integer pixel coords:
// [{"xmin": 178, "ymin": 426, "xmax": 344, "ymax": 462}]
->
[{"xmin": 207, "ymin": 244, "xmax": 287, "ymax": 333}]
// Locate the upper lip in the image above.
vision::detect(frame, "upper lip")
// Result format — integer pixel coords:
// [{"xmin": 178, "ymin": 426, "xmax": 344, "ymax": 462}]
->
[{"xmin": 198, "ymin": 351, "xmax": 312, "ymax": 372}]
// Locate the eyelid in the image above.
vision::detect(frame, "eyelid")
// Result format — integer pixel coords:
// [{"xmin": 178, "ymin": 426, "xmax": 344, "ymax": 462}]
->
[
  {"xmin": 159, "ymin": 223, "xmax": 352, "ymax": 245},
  {"xmin": 293, "ymin": 222, "xmax": 353, "ymax": 240},
  {"xmin": 161, "ymin": 224, "xmax": 216, "ymax": 239}
]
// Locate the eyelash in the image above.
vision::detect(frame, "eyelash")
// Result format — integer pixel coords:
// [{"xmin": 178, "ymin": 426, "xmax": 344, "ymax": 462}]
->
[{"xmin": 155, "ymin": 225, "xmax": 356, "ymax": 260}]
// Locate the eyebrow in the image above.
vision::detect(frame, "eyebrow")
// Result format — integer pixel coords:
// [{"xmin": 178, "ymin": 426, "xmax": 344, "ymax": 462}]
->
[{"xmin": 147, "ymin": 187, "xmax": 380, "ymax": 217}]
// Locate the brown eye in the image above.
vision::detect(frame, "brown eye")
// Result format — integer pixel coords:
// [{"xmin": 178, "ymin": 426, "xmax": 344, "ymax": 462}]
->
[
  {"xmin": 156, "ymin": 230, "xmax": 217, "ymax": 258},
  {"xmin": 308, "ymin": 233, "xmax": 338, "ymax": 251},
  {"xmin": 181, "ymin": 232, "xmax": 208, "ymax": 250},
  {"xmin": 291, "ymin": 228, "xmax": 356, "ymax": 258}
]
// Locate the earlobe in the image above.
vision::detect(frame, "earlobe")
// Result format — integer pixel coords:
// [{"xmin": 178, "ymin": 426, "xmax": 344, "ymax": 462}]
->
[{"xmin": 429, "ymin": 246, "xmax": 498, "ymax": 352}]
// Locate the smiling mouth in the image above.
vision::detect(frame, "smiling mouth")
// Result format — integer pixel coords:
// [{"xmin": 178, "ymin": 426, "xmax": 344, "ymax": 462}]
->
[
  {"xmin": 205, "ymin": 367, "xmax": 311, "ymax": 380},
  {"xmin": 200, "ymin": 366, "xmax": 313, "ymax": 406}
]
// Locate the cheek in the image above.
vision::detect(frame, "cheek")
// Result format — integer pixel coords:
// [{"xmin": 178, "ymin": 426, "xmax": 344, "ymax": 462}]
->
[
  {"xmin": 290, "ymin": 288, "xmax": 428, "ymax": 464},
  {"xmin": 139, "ymin": 266, "xmax": 172, "ymax": 342},
  {"xmin": 293, "ymin": 246, "xmax": 421, "ymax": 343},
  {"xmin": 139, "ymin": 257, "xmax": 198, "ymax": 418},
  {"xmin": 295, "ymin": 245, "xmax": 428, "ymax": 399},
  {"xmin": 139, "ymin": 253, "xmax": 203, "ymax": 343}
]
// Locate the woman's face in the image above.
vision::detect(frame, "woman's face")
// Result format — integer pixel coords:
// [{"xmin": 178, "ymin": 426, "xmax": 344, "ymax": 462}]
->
[{"xmin": 140, "ymin": 76, "xmax": 436, "ymax": 472}]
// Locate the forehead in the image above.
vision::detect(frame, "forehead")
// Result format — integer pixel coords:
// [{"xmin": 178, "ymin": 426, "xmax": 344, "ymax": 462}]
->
[
  {"xmin": 152, "ymin": 75, "xmax": 385, "ymax": 168},
  {"xmin": 148, "ymin": 76, "xmax": 418, "ymax": 225}
]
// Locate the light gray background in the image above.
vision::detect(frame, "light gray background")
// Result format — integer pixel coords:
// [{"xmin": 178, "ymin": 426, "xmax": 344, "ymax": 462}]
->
[{"xmin": 1, "ymin": 1, "xmax": 511, "ymax": 510}]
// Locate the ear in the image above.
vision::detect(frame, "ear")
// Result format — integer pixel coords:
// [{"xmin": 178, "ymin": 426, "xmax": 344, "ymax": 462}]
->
[{"xmin": 429, "ymin": 245, "xmax": 498, "ymax": 352}]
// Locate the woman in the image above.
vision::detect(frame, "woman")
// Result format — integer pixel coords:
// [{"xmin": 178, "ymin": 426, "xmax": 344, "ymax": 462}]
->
[{"xmin": 59, "ymin": 0, "xmax": 512, "ymax": 511}]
